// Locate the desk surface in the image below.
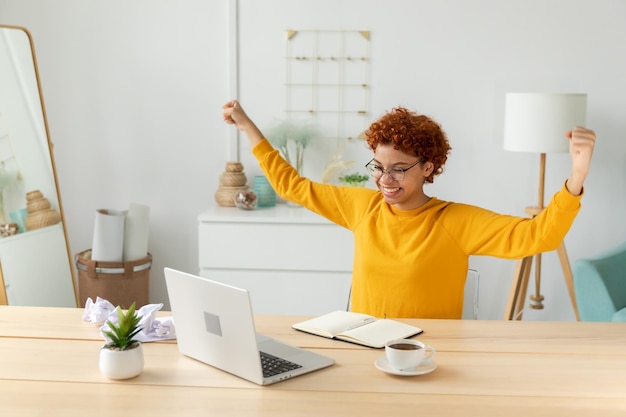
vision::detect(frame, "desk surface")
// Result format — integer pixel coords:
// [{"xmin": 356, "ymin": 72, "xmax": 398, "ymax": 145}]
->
[{"xmin": 1, "ymin": 306, "xmax": 625, "ymax": 416}]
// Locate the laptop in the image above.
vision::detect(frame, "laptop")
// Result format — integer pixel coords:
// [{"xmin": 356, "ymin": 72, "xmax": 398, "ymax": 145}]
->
[{"xmin": 163, "ymin": 268, "xmax": 335, "ymax": 385}]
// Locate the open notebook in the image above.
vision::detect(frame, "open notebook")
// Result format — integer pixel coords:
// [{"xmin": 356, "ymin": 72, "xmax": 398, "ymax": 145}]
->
[{"xmin": 292, "ymin": 310, "xmax": 423, "ymax": 348}]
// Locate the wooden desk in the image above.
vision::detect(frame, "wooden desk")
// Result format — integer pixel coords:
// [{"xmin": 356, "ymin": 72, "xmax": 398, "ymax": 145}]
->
[{"xmin": 1, "ymin": 306, "xmax": 625, "ymax": 416}]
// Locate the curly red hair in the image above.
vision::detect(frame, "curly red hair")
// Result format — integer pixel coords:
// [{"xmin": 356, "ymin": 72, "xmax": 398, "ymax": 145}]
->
[{"xmin": 365, "ymin": 107, "xmax": 451, "ymax": 183}]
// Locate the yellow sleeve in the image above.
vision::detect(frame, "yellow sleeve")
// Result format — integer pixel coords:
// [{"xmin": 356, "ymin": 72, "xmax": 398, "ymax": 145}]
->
[
  {"xmin": 251, "ymin": 139, "xmax": 377, "ymax": 229},
  {"xmin": 448, "ymin": 182, "xmax": 582, "ymax": 258}
]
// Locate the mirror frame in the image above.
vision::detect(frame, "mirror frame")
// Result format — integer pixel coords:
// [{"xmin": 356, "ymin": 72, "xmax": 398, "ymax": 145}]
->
[{"xmin": 0, "ymin": 24, "xmax": 78, "ymax": 306}]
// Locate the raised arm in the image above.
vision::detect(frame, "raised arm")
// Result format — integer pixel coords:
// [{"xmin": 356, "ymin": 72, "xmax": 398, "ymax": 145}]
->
[
  {"xmin": 565, "ymin": 126, "xmax": 596, "ymax": 196},
  {"xmin": 222, "ymin": 100, "xmax": 264, "ymax": 147}
]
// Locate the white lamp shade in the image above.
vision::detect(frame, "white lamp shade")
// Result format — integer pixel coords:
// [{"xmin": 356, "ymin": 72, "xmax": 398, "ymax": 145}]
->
[{"xmin": 503, "ymin": 93, "xmax": 587, "ymax": 153}]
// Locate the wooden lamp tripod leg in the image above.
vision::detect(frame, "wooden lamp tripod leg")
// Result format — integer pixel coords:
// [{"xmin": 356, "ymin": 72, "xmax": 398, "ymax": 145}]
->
[
  {"xmin": 504, "ymin": 256, "xmax": 533, "ymax": 320},
  {"xmin": 556, "ymin": 243, "xmax": 580, "ymax": 321},
  {"xmin": 504, "ymin": 244, "xmax": 580, "ymax": 321}
]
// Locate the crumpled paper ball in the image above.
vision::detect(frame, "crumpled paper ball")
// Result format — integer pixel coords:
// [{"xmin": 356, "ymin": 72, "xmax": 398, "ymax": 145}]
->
[{"xmin": 83, "ymin": 296, "xmax": 176, "ymax": 342}]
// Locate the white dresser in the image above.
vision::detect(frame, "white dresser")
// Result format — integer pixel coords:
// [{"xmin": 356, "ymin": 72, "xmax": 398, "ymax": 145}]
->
[{"xmin": 198, "ymin": 204, "xmax": 353, "ymax": 315}]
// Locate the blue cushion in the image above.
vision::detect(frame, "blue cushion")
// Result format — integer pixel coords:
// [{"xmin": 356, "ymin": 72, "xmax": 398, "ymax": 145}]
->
[
  {"xmin": 573, "ymin": 241, "xmax": 626, "ymax": 322},
  {"xmin": 612, "ymin": 307, "xmax": 626, "ymax": 322}
]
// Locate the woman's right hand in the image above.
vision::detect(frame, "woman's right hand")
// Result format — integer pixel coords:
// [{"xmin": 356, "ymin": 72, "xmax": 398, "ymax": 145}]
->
[
  {"xmin": 222, "ymin": 99, "xmax": 248, "ymax": 129},
  {"xmin": 222, "ymin": 100, "xmax": 264, "ymax": 146}
]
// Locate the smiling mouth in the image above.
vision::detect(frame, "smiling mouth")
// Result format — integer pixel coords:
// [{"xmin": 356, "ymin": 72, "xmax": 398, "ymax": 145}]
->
[{"xmin": 381, "ymin": 186, "xmax": 401, "ymax": 195}]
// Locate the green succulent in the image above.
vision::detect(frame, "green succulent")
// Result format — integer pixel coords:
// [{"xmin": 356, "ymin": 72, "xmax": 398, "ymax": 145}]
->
[
  {"xmin": 339, "ymin": 173, "xmax": 369, "ymax": 187},
  {"xmin": 102, "ymin": 302, "xmax": 142, "ymax": 350}
]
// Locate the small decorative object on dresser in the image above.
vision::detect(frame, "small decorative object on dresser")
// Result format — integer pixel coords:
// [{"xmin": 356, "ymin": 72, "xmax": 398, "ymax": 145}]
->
[
  {"xmin": 215, "ymin": 161, "xmax": 249, "ymax": 207},
  {"xmin": 234, "ymin": 191, "xmax": 258, "ymax": 210},
  {"xmin": 99, "ymin": 302, "xmax": 144, "ymax": 380},
  {"xmin": 0, "ymin": 222, "xmax": 19, "ymax": 237}
]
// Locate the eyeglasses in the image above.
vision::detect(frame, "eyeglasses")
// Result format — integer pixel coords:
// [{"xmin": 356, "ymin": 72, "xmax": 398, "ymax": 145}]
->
[{"xmin": 364, "ymin": 158, "xmax": 424, "ymax": 181}]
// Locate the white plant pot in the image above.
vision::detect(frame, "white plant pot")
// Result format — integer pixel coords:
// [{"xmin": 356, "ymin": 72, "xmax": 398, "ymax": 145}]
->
[{"xmin": 99, "ymin": 343, "xmax": 144, "ymax": 380}]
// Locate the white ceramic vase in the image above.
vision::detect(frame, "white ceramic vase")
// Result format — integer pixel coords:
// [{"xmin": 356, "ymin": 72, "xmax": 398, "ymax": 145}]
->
[{"xmin": 99, "ymin": 343, "xmax": 144, "ymax": 380}]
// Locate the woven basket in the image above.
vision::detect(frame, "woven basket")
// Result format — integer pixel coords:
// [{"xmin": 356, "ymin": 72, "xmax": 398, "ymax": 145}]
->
[
  {"xmin": 25, "ymin": 208, "xmax": 62, "ymax": 231},
  {"xmin": 215, "ymin": 186, "xmax": 248, "ymax": 207},
  {"xmin": 26, "ymin": 197, "xmax": 51, "ymax": 213},
  {"xmin": 224, "ymin": 161, "xmax": 244, "ymax": 172},
  {"xmin": 26, "ymin": 190, "xmax": 44, "ymax": 200},
  {"xmin": 220, "ymin": 171, "xmax": 247, "ymax": 187},
  {"xmin": 76, "ymin": 249, "xmax": 151, "ymax": 308}
]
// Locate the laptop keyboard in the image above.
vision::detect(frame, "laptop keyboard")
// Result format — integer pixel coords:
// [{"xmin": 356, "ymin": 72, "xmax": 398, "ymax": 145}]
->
[{"xmin": 260, "ymin": 351, "xmax": 302, "ymax": 377}]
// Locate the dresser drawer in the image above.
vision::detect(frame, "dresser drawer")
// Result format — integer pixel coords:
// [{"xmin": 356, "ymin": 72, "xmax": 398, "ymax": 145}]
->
[
  {"xmin": 199, "ymin": 221, "xmax": 353, "ymax": 272},
  {"xmin": 198, "ymin": 205, "xmax": 355, "ymax": 315},
  {"xmin": 199, "ymin": 269, "xmax": 352, "ymax": 315}
]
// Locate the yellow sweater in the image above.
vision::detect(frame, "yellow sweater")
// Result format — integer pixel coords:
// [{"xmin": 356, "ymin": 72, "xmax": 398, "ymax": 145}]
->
[{"xmin": 253, "ymin": 140, "xmax": 582, "ymax": 319}]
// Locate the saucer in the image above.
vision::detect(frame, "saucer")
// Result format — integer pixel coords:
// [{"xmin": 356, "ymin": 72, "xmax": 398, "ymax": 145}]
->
[{"xmin": 374, "ymin": 356, "xmax": 437, "ymax": 376}]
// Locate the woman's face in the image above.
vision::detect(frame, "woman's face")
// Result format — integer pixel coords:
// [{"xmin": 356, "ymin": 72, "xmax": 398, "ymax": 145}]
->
[{"xmin": 372, "ymin": 144, "xmax": 433, "ymax": 210}]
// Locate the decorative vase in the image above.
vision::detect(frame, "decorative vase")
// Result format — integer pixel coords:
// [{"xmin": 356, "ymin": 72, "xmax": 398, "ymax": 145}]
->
[
  {"xmin": 253, "ymin": 176, "xmax": 276, "ymax": 207},
  {"xmin": 99, "ymin": 343, "xmax": 144, "ymax": 380}
]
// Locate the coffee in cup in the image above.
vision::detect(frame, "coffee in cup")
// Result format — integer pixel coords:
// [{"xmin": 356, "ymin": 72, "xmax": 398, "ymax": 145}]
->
[{"xmin": 385, "ymin": 339, "xmax": 435, "ymax": 371}]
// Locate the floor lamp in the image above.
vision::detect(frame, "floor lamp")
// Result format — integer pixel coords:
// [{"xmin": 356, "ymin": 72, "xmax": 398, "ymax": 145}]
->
[{"xmin": 502, "ymin": 93, "xmax": 587, "ymax": 321}]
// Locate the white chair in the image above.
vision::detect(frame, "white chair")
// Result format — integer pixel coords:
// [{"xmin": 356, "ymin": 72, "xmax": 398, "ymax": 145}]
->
[
  {"xmin": 462, "ymin": 268, "xmax": 480, "ymax": 320},
  {"xmin": 346, "ymin": 268, "xmax": 480, "ymax": 319}
]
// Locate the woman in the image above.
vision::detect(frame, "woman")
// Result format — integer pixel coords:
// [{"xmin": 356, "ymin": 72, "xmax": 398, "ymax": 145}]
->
[{"xmin": 222, "ymin": 100, "xmax": 596, "ymax": 319}]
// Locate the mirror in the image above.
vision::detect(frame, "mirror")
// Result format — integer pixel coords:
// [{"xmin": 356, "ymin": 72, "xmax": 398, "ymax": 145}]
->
[{"xmin": 0, "ymin": 25, "xmax": 77, "ymax": 307}]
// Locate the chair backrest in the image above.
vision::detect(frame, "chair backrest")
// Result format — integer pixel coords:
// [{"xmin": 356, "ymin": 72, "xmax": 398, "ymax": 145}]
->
[
  {"xmin": 346, "ymin": 268, "xmax": 480, "ymax": 319},
  {"xmin": 462, "ymin": 268, "xmax": 480, "ymax": 320},
  {"xmin": 573, "ymin": 240, "xmax": 626, "ymax": 322}
]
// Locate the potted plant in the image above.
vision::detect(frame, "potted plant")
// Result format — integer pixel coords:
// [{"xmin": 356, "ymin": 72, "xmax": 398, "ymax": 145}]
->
[
  {"xmin": 339, "ymin": 172, "xmax": 369, "ymax": 187},
  {"xmin": 99, "ymin": 302, "xmax": 144, "ymax": 380}
]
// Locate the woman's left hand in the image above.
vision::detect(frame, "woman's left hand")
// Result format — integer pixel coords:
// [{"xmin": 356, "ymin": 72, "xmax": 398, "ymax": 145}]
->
[{"xmin": 565, "ymin": 126, "xmax": 596, "ymax": 195}]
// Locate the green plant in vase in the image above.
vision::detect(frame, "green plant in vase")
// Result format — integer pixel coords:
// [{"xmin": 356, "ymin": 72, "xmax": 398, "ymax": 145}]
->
[
  {"xmin": 102, "ymin": 302, "xmax": 142, "ymax": 350},
  {"xmin": 265, "ymin": 119, "xmax": 318, "ymax": 176},
  {"xmin": 339, "ymin": 173, "xmax": 369, "ymax": 187},
  {"xmin": 266, "ymin": 119, "xmax": 319, "ymax": 207},
  {"xmin": 99, "ymin": 302, "xmax": 144, "ymax": 380}
]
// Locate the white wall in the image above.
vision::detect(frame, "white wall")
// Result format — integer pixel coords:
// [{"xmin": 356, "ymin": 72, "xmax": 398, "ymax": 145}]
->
[{"xmin": 0, "ymin": 0, "xmax": 624, "ymax": 320}]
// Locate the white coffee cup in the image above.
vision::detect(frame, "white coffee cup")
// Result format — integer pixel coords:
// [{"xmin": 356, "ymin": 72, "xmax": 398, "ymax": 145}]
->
[{"xmin": 385, "ymin": 339, "xmax": 435, "ymax": 371}]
